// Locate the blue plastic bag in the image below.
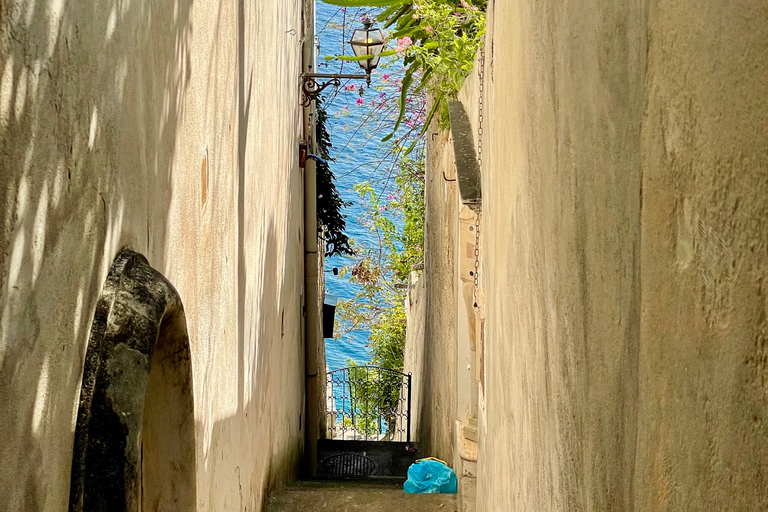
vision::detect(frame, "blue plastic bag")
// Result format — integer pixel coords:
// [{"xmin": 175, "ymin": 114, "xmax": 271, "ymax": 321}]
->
[{"xmin": 403, "ymin": 459, "xmax": 457, "ymax": 494}]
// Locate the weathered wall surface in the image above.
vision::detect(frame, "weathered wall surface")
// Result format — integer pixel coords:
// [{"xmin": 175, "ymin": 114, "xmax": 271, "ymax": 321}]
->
[
  {"xmin": 420, "ymin": 123, "xmax": 458, "ymax": 462},
  {"xmin": 0, "ymin": 0, "xmax": 307, "ymax": 510},
  {"xmin": 402, "ymin": 272, "xmax": 426, "ymax": 442},
  {"xmin": 475, "ymin": 0, "xmax": 768, "ymax": 511},
  {"xmin": 636, "ymin": 1, "xmax": 768, "ymax": 509}
]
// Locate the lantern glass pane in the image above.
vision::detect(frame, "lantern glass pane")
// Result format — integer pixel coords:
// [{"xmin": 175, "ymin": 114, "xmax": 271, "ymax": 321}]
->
[
  {"xmin": 368, "ymin": 29, "xmax": 384, "ymax": 45},
  {"xmin": 349, "ymin": 25, "xmax": 385, "ymax": 71},
  {"xmin": 350, "ymin": 30, "xmax": 369, "ymax": 58},
  {"xmin": 351, "ymin": 44, "xmax": 368, "ymax": 58},
  {"xmin": 350, "ymin": 29, "xmax": 368, "ymax": 44}
]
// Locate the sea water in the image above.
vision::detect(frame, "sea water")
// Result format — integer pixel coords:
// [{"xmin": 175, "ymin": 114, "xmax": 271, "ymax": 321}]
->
[{"xmin": 317, "ymin": 2, "xmax": 385, "ymax": 371}]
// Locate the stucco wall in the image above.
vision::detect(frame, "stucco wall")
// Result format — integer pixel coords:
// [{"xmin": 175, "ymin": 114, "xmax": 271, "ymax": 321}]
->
[
  {"xmin": 402, "ymin": 272, "xmax": 426, "ymax": 443},
  {"xmin": 0, "ymin": 0, "xmax": 308, "ymax": 510},
  {"xmin": 636, "ymin": 1, "xmax": 768, "ymax": 508},
  {"xmin": 476, "ymin": 0, "xmax": 768, "ymax": 511},
  {"xmin": 419, "ymin": 121, "xmax": 458, "ymax": 462}
]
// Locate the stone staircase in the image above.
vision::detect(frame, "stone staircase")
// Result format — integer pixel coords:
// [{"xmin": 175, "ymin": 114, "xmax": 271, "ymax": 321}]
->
[{"xmin": 266, "ymin": 480, "xmax": 456, "ymax": 512}]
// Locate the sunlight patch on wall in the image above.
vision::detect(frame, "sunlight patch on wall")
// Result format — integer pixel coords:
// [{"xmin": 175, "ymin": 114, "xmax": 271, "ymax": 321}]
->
[
  {"xmin": 31, "ymin": 355, "xmax": 50, "ymax": 434},
  {"xmin": 0, "ymin": 56, "xmax": 15, "ymax": 134},
  {"xmin": 13, "ymin": 66, "xmax": 28, "ymax": 122},
  {"xmin": 46, "ymin": 0, "xmax": 66, "ymax": 58},
  {"xmin": 31, "ymin": 182, "xmax": 49, "ymax": 284},
  {"xmin": 73, "ymin": 286, "xmax": 85, "ymax": 344},
  {"xmin": 105, "ymin": 6, "xmax": 118, "ymax": 42},
  {"xmin": 51, "ymin": 158, "xmax": 67, "ymax": 208},
  {"xmin": 88, "ymin": 106, "xmax": 99, "ymax": 149},
  {"xmin": 115, "ymin": 57, "xmax": 128, "ymax": 102},
  {"xmin": 24, "ymin": 0, "xmax": 37, "ymax": 28}
]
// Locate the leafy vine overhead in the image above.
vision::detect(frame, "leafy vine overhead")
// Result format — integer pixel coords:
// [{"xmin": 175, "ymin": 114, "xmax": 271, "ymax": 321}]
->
[{"xmin": 322, "ymin": 0, "xmax": 486, "ymax": 152}]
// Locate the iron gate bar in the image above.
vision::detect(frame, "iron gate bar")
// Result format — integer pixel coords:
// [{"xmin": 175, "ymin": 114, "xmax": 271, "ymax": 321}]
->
[{"xmin": 326, "ymin": 366, "xmax": 412, "ymax": 443}]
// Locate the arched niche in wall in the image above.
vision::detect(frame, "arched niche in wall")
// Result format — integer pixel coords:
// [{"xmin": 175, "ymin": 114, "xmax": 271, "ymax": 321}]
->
[{"xmin": 69, "ymin": 249, "xmax": 196, "ymax": 512}]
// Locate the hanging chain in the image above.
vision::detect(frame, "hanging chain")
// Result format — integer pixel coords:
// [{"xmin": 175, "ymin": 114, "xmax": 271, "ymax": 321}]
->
[
  {"xmin": 476, "ymin": 47, "xmax": 485, "ymax": 170},
  {"xmin": 473, "ymin": 213, "xmax": 481, "ymax": 307},
  {"xmin": 472, "ymin": 47, "xmax": 485, "ymax": 308}
]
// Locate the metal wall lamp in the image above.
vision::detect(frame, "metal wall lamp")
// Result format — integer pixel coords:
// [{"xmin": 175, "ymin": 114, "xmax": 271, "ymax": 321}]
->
[{"xmin": 301, "ymin": 19, "xmax": 385, "ymax": 107}]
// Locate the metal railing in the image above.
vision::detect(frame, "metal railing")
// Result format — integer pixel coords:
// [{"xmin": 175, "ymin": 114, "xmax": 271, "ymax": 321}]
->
[{"xmin": 326, "ymin": 366, "xmax": 412, "ymax": 442}]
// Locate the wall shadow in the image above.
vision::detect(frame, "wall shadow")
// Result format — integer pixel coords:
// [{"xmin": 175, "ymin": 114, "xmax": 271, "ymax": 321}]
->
[{"xmin": 0, "ymin": 0, "xmax": 193, "ymax": 509}]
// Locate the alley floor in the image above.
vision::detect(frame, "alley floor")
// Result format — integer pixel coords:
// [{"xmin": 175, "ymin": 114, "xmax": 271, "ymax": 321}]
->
[{"xmin": 266, "ymin": 480, "xmax": 456, "ymax": 512}]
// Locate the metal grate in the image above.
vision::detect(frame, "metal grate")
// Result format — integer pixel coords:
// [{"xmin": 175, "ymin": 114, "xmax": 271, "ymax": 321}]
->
[
  {"xmin": 326, "ymin": 366, "xmax": 412, "ymax": 442},
  {"xmin": 319, "ymin": 453, "xmax": 378, "ymax": 477}
]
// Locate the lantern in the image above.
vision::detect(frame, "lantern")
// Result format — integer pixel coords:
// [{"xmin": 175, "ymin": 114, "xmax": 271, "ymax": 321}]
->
[{"xmin": 348, "ymin": 19, "xmax": 385, "ymax": 82}]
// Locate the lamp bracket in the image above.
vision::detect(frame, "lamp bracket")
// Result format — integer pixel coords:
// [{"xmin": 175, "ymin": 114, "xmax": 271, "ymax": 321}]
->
[{"xmin": 301, "ymin": 73, "xmax": 371, "ymax": 107}]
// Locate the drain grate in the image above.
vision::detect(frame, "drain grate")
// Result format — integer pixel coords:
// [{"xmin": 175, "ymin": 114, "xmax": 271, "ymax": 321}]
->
[{"xmin": 319, "ymin": 453, "xmax": 378, "ymax": 477}]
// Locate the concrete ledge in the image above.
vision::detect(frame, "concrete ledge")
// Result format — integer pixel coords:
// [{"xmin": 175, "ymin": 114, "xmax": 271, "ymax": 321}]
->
[{"xmin": 267, "ymin": 480, "xmax": 456, "ymax": 512}]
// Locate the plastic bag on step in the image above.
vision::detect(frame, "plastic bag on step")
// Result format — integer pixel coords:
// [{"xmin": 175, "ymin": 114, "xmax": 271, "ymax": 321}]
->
[{"xmin": 403, "ymin": 458, "xmax": 457, "ymax": 494}]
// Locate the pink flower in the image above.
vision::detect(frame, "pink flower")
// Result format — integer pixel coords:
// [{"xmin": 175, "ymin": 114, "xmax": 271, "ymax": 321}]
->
[
  {"xmin": 356, "ymin": 98, "xmax": 364, "ymax": 105},
  {"xmin": 379, "ymin": 92, "xmax": 386, "ymax": 99},
  {"xmin": 395, "ymin": 36, "xmax": 413, "ymax": 53},
  {"xmin": 345, "ymin": 84, "xmax": 356, "ymax": 92},
  {"xmin": 382, "ymin": 74, "xmax": 391, "ymax": 81},
  {"xmin": 425, "ymin": 26, "xmax": 434, "ymax": 33},
  {"xmin": 387, "ymin": 194, "xmax": 395, "ymax": 201},
  {"xmin": 378, "ymin": 206, "xmax": 385, "ymax": 212}
]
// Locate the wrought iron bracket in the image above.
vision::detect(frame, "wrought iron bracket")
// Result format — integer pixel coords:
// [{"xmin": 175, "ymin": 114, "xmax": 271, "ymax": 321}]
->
[{"xmin": 301, "ymin": 72, "xmax": 371, "ymax": 107}]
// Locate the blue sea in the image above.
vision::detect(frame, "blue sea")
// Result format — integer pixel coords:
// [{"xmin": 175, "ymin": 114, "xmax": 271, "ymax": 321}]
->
[{"xmin": 316, "ymin": 2, "xmax": 402, "ymax": 371}]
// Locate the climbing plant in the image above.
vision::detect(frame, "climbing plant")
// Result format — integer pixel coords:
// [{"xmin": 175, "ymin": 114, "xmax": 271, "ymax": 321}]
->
[
  {"xmin": 322, "ymin": 0, "xmax": 486, "ymax": 151},
  {"xmin": 335, "ymin": 155, "xmax": 425, "ymax": 372},
  {"xmin": 316, "ymin": 98, "xmax": 354, "ymax": 257},
  {"xmin": 336, "ymin": 155, "xmax": 424, "ymax": 438},
  {"xmin": 343, "ymin": 363, "xmax": 404, "ymax": 438}
]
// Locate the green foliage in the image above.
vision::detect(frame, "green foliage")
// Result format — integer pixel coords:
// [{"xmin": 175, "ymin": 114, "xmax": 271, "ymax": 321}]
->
[
  {"xmin": 384, "ymin": 0, "xmax": 485, "ymax": 137},
  {"xmin": 324, "ymin": 0, "xmax": 486, "ymax": 144},
  {"xmin": 335, "ymin": 156, "xmax": 424, "ymax": 372},
  {"xmin": 316, "ymin": 99, "xmax": 354, "ymax": 257},
  {"xmin": 323, "ymin": 0, "xmax": 408, "ymax": 6}
]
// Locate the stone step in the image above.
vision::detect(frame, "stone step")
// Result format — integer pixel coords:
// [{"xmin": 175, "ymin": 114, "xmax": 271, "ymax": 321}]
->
[{"xmin": 266, "ymin": 480, "xmax": 456, "ymax": 512}]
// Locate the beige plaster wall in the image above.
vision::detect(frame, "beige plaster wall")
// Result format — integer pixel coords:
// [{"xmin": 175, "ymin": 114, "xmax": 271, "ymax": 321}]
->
[
  {"xmin": 419, "ymin": 123, "xmax": 458, "ymax": 462},
  {"xmin": 402, "ymin": 272, "xmax": 426, "ymax": 442},
  {"xmin": 636, "ymin": 1, "xmax": 768, "ymax": 508},
  {"xmin": 475, "ymin": 0, "xmax": 768, "ymax": 510},
  {"xmin": 0, "ymin": 0, "xmax": 308, "ymax": 510}
]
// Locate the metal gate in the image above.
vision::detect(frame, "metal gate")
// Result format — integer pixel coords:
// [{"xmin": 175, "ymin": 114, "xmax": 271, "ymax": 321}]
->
[{"xmin": 325, "ymin": 366, "xmax": 412, "ymax": 443}]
